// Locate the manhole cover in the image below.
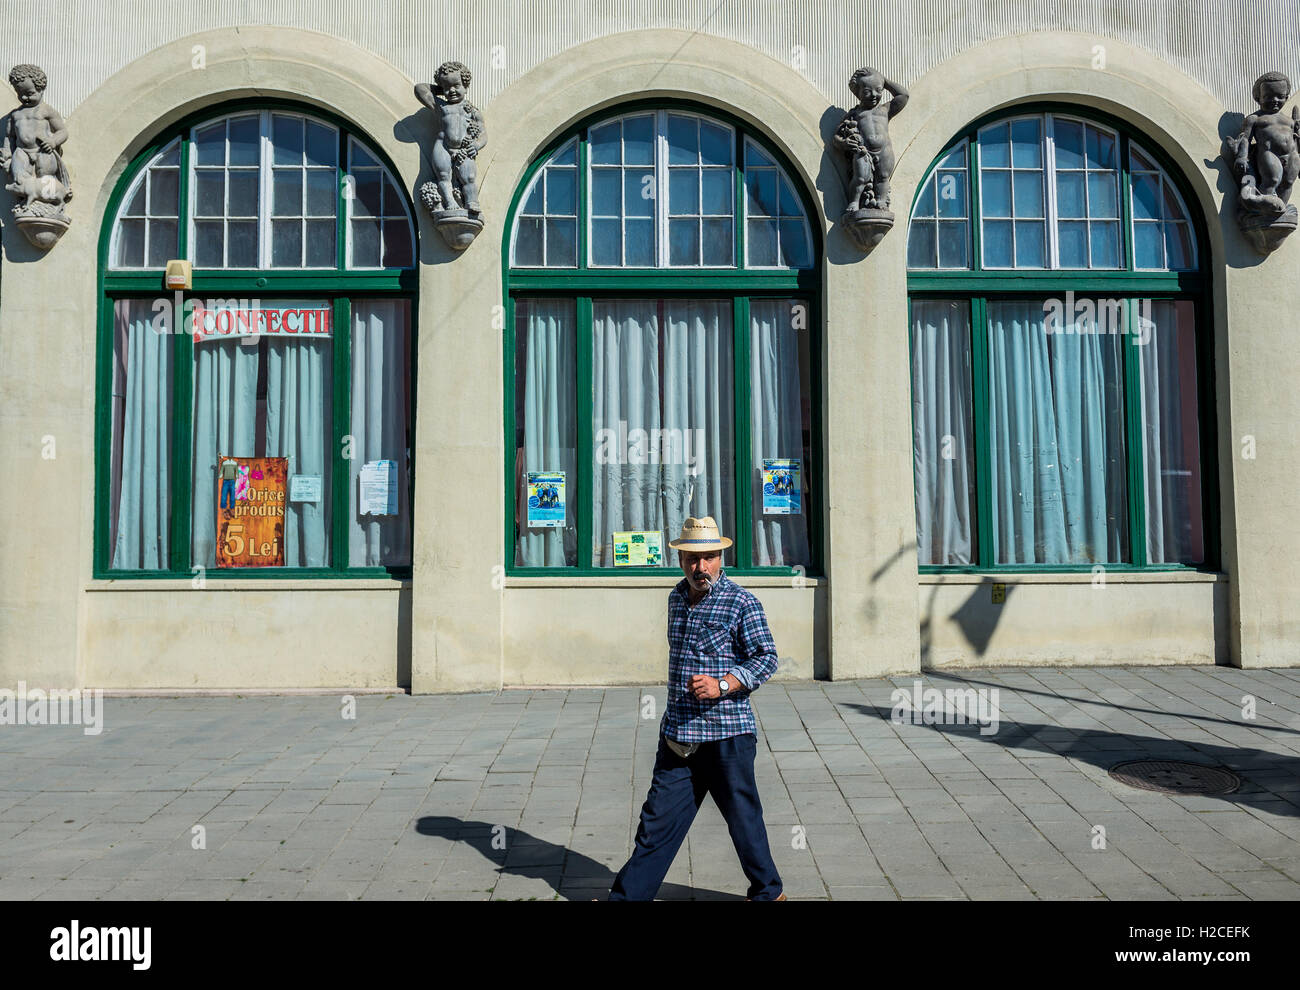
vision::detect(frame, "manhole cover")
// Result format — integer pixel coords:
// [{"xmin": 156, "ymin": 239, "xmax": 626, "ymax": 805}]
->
[{"xmin": 1108, "ymin": 760, "xmax": 1240, "ymax": 795}]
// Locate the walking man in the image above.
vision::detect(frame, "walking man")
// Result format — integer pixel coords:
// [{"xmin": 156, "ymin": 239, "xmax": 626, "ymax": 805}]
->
[{"xmin": 608, "ymin": 516, "xmax": 785, "ymax": 901}]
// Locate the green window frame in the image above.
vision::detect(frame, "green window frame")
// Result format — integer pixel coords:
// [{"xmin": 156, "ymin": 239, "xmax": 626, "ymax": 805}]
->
[
  {"xmin": 907, "ymin": 104, "xmax": 1218, "ymax": 573},
  {"xmin": 95, "ymin": 99, "xmax": 419, "ymax": 580},
  {"xmin": 503, "ymin": 100, "xmax": 824, "ymax": 577}
]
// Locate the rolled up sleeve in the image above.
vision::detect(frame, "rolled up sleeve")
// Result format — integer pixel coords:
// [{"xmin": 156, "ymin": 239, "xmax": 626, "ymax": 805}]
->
[{"xmin": 728, "ymin": 596, "xmax": 778, "ymax": 692}]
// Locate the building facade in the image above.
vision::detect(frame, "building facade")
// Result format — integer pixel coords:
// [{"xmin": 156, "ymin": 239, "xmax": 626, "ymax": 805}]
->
[{"xmin": 2, "ymin": 2, "xmax": 1298, "ymax": 692}]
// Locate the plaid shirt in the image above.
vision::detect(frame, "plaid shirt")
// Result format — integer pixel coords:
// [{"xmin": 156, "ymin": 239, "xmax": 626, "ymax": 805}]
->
[{"xmin": 661, "ymin": 572, "xmax": 779, "ymax": 743}]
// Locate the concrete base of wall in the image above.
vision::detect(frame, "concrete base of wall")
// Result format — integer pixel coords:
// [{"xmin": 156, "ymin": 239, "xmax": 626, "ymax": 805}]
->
[
  {"xmin": 501, "ymin": 578, "xmax": 826, "ymax": 686},
  {"xmin": 79, "ymin": 583, "xmax": 411, "ymax": 690},
  {"xmin": 918, "ymin": 573, "xmax": 1230, "ymax": 669}
]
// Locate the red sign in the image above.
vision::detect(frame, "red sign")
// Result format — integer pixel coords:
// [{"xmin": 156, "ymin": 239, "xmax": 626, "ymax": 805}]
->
[{"xmin": 192, "ymin": 305, "xmax": 332, "ymax": 343}]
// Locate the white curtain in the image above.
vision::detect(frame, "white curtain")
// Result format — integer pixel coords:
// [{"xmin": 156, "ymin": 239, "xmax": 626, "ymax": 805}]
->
[
  {"xmin": 1139, "ymin": 300, "xmax": 1203, "ymax": 564},
  {"xmin": 110, "ymin": 300, "xmax": 173, "ymax": 569},
  {"xmin": 192, "ymin": 334, "xmax": 330, "ymax": 567},
  {"xmin": 350, "ymin": 299, "xmax": 412, "ymax": 567},
  {"xmin": 191, "ymin": 340, "xmax": 258, "ymax": 566},
  {"xmin": 987, "ymin": 300, "xmax": 1127, "ymax": 564},
  {"xmin": 592, "ymin": 299, "xmax": 734, "ymax": 566},
  {"xmin": 268, "ymin": 339, "xmax": 331, "ymax": 567},
  {"xmin": 911, "ymin": 299, "xmax": 974, "ymax": 565},
  {"xmin": 516, "ymin": 299, "xmax": 576, "ymax": 567},
  {"xmin": 751, "ymin": 299, "xmax": 811, "ymax": 566}
]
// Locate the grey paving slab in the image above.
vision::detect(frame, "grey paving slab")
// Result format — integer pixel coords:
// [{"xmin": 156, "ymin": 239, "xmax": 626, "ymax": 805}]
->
[{"xmin": 2, "ymin": 669, "xmax": 1299, "ymax": 900}]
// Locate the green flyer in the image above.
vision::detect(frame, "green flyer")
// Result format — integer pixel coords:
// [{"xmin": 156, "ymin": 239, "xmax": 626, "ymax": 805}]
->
[{"xmin": 613, "ymin": 531, "xmax": 663, "ymax": 566}]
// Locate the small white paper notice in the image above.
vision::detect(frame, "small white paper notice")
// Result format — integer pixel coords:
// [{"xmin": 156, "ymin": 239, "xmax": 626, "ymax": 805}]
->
[
  {"xmin": 290, "ymin": 474, "xmax": 322, "ymax": 503},
  {"xmin": 359, "ymin": 460, "xmax": 398, "ymax": 516}
]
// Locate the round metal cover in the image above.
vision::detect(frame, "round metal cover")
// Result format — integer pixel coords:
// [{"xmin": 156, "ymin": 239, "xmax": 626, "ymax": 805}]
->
[{"xmin": 1108, "ymin": 760, "xmax": 1240, "ymax": 796}]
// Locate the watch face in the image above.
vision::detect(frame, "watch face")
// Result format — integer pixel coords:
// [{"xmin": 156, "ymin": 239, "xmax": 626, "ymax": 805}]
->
[{"xmin": 720, "ymin": 680, "xmax": 729, "ymax": 693}]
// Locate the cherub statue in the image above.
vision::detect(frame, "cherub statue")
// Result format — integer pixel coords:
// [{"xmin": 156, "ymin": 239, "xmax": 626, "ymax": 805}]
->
[
  {"xmin": 1, "ymin": 63, "xmax": 73, "ymax": 218},
  {"xmin": 1225, "ymin": 71, "xmax": 1300, "ymax": 219},
  {"xmin": 415, "ymin": 60, "xmax": 487, "ymax": 215},
  {"xmin": 833, "ymin": 67, "xmax": 908, "ymax": 212}
]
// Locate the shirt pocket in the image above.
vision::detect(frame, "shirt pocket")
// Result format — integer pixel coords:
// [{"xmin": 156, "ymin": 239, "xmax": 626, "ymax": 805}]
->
[{"xmin": 695, "ymin": 619, "xmax": 732, "ymax": 657}]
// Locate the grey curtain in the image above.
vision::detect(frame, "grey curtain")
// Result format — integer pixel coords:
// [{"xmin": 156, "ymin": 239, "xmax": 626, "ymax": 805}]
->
[
  {"xmin": 191, "ymin": 340, "xmax": 260, "ymax": 567},
  {"xmin": 516, "ymin": 299, "xmax": 576, "ymax": 567},
  {"xmin": 268, "ymin": 339, "xmax": 331, "ymax": 567},
  {"xmin": 987, "ymin": 300, "xmax": 1128, "ymax": 564},
  {"xmin": 911, "ymin": 299, "xmax": 974, "ymax": 565},
  {"xmin": 1139, "ymin": 300, "xmax": 1203, "ymax": 564},
  {"xmin": 750, "ymin": 298, "xmax": 811, "ymax": 566},
  {"xmin": 350, "ymin": 299, "xmax": 412, "ymax": 567},
  {"xmin": 110, "ymin": 300, "xmax": 173, "ymax": 569},
  {"xmin": 592, "ymin": 299, "xmax": 734, "ymax": 566},
  {"xmin": 192, "ymin": 328, "xmax": 330, "ymax": 567}
]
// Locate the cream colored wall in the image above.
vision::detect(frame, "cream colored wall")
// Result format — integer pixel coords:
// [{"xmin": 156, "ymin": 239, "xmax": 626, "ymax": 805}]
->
[
  {"xmin": 919, "ymin": 575, "xmax": 1228, "ymax": 669},
  {"xmin": 7, "ymin": 1, "xmax": 1291, "ymax": 127},
  {"xmin": 80, "ymin": 584, "xmax": 410, "ymax": 688},
  {"xmin": 0, "ymin": 28, "xmax": 423, "ymax": 691},
  {"xmin": 889, "ymin": 32, "xmax": 1296, "ymax": 670},
  {"xmin": 424, "ymin": 28, "xmax": 909, "ymax": 691},
  {"xmin": 3, "ymin": 22, "xmax": 1298, "ymax": 694},
  {"xmin": 501, "ymin": 580, "xmax": 824, "ymax": 685}
]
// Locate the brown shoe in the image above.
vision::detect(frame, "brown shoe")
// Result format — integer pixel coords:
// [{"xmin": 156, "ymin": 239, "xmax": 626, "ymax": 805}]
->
[{"xmin": 745, "ymin": 892, "xmax": 787, "ymax": 901}]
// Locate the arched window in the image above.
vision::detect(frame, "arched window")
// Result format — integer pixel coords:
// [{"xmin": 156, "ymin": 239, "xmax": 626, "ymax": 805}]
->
[
  {"xmin": 504, "ymin": 104, "xmax": 821, "ymax": 573},
  {"xmin": 906, "ymin": 107, "xmax": 1213, "ymax": 570},
  {"xmin": 97, "ymin": 104, "xmax": 417, "ymax": 576}
]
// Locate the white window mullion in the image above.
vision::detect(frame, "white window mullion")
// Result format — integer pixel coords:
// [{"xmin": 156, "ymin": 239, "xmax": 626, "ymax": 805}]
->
[
  {"xmin": 541, "ymin": 169, "xmax": 549, "ymax": 266},
  {"xmin": 974, "ymin": 133, "xmax": 984, "ymax": 269},
  {"xmin": 656, "ymin": 110, "xmax": 669, "ymax": 267},
  {"xmin": 1167, "ymin": 176, "xmax": 1182, "ymax": 270},
  {"xmin": 141, "ymin": 166, "xmax": 152, "ymax": 266},
  {"xmin": 740, "ymin": 136, "xmax": 749, "ymax": 267},
  {"xmin": 344, "ymin": 138, "xmax": 352, "ymax": 269},
  {"xmin": 186, "ymin": 128, "xmax": 196, "ymax": 266},
  {"xmin": 1007, "ymin": 121, "xmax": 1017, "ymax": 268},
  {"xmin": 258, "ymin": 110, "xmax": 272, "ymax": 269},
  {"xmin": 696, "ymin": 163, "xmax": 704, "ymax": 268},
  {"xmin": 585, "ymin": 131, "xmax": 594, "ymax": 267},
  {"xmin": 1045, "ymin": 114, "xmax": 1060, "ymax": 269},
  {"xmin": 300, "ymin": 115, "xmax": 310, "ymax": 268},
  {"xmin": 222, "ymin": 119, "xmax": 233, "ymax": 268}
]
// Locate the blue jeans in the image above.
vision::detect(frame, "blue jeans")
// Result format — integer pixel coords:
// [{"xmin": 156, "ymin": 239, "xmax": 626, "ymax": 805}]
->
[
  {"xmin": 609, "ymin": 731, "xmax": 783, "ymax": 900},
  {"xmin": 219, "ymin": 478, "xmax": 236, "ymax": 509}
]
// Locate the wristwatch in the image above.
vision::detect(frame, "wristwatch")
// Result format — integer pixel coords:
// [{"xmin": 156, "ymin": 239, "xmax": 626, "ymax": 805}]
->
[{"xmin": 718, "ymin": 678, "xmax": 732, "ymax": 697}]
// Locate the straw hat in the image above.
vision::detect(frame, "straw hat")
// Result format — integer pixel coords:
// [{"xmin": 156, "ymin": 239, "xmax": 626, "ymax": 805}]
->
[{"xmin": 668, "ymin": 515, "xmax": 733, "ymax": 551}]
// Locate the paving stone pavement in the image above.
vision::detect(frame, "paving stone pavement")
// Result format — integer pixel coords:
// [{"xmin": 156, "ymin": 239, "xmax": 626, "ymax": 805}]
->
[{"xmin": 1, "ymin": 666, "xmax": 1299, "ymax": 900}]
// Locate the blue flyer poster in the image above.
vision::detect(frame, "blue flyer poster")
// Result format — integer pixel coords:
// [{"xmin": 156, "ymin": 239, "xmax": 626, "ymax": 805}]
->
[
  {"xmin": 527, "ymin": 471, "xmax": 566, "ymax": 528},
  {"xmin": 761, "ymin": 458, "xmax": 801, "ymax": 515}
]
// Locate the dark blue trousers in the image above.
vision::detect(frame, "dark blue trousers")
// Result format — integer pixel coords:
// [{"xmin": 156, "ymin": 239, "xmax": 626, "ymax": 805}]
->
[{"xmin": 609, "ymin": 731, "xmax": 783, "ymax": 900}]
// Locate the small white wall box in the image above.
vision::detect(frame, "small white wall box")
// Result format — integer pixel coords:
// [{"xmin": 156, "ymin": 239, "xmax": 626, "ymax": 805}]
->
[{"xmin": 165, "ymin": 259, "xmax": 192, "ymax": 290}]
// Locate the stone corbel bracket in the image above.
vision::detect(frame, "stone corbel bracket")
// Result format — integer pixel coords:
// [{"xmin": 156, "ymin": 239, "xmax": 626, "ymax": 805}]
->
[
  {"xmin": 419, "ymin": 181, "xmax": 484, "ymax": 251},
  {"xmin": 841, "ymin": 208, "xmax": 894, "ymax": 253}
]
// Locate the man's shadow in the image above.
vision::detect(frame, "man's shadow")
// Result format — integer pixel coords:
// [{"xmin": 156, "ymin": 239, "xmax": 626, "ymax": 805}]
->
[
  {"xmin": 839, "ymin": 689, "xmax": 1300, "ymax": 818},
  {"xmin": 415, "ymin": 816, "xmax": 745, "ymax": 900}
]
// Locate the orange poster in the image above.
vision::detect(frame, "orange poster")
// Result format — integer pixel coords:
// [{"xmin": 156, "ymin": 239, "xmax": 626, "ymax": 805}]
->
[{"xmin": 215, "ymin": 455, "xmax": 288, "ymax": 567}]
